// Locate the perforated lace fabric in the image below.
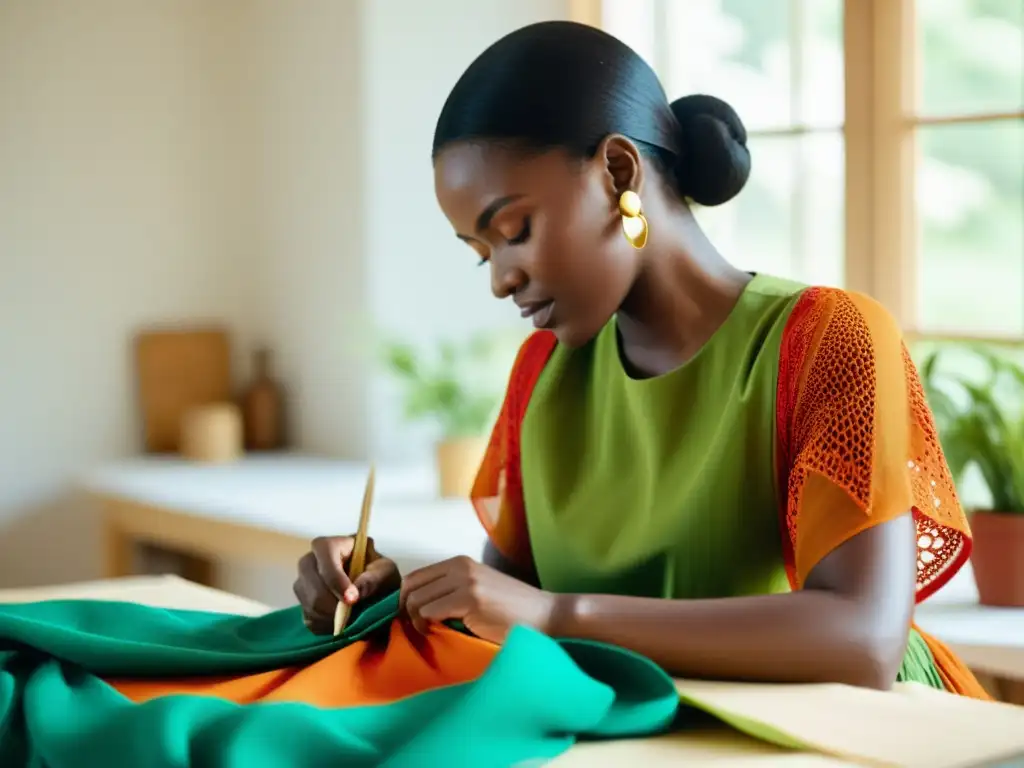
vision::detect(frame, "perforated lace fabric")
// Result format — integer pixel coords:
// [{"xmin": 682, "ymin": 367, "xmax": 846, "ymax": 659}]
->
[{"xmin": 777, "ymin": 288, "xmax": 970, "ymax": 600}]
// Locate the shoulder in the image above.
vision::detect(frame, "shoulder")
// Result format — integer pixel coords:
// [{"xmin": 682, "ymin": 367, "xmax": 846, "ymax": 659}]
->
[
  {"xmin": 785, "ymin": 286, "xmax": 903, "ymax": 349},
  {"xmin": 778, "ymin": 287, "xmax": 908, "ymax": 416}
]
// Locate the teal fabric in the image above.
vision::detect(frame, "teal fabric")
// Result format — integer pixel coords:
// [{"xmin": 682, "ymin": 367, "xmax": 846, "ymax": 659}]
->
[{"xmin": 0, "ymin": 593, "xmax": 679, "ymax": 767}]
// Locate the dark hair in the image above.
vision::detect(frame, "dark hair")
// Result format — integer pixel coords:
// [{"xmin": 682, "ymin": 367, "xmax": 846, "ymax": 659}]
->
[{"xmin": 432, "ymin": 21, "xmax": 750, "ymax": 207}]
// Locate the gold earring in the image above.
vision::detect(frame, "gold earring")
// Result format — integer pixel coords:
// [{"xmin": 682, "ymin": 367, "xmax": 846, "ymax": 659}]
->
[{"xmin": 619, "ymin": 190, "xmax": 648, "ymax": 249}]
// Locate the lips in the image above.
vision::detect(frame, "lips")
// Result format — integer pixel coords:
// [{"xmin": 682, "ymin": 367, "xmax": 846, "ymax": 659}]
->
[{"xmin": 519, "ymin": 300, "xmax": 556, "ymax": 329}]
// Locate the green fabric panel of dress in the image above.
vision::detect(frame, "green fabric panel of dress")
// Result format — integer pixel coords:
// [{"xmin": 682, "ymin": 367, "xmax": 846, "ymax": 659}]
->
[
  {"xmin": 897, "ymin": 627, "xmax": 947, "ymax": 691},
  {"xmin": 521, "ymin": 274, "xmax": 806, "ymax": 600},
  {"xmin": 0, "ymin": 593, "xmax": 679, "ymax": 767}
]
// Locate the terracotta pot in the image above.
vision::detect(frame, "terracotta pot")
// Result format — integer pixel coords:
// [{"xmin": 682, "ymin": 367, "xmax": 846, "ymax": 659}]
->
[
  {"xmin": 969, "ymin": 510, "xmax": 1024, "ymax": 607},
  {"xmin": 435, "ymin": 437, "xmax": 487, "ymax": 499}
]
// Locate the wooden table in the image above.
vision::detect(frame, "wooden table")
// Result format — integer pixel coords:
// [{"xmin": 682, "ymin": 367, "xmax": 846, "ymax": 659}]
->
[{"xmin": 3, "ymin": 575, "xmax": 1023, "ymax": 767}]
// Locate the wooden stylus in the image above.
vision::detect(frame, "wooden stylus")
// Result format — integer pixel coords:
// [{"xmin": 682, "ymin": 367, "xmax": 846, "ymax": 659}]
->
[{"xmin": 333, "ymin": 464, "xmax": 376, "ymax": 636}]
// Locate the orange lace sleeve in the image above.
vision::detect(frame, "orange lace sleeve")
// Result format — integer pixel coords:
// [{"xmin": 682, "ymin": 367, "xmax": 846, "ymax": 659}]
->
[
  {"xmin": 470, "ymin": 330, "xmax": 557, "ymax": 573},
  {"xmin": 776, "ymin": 288, "xmax": 972, "ymax": 600}
]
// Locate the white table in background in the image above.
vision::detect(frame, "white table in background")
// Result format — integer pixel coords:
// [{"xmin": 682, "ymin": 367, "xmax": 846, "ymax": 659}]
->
[
  {"xmin": 915, "ymin": 564, "xmax": 1024, "ymax": 698},
  {"xmin": 83, "ymin": 453, "xmax": 487, "ymax": 587}
]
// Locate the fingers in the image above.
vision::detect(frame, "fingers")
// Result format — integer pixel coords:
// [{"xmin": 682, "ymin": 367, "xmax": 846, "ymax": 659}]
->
[
  {"xmin": 352, "ymin": 556, "xmax": 400, "ymax": 601},
  {"xmin": 403, "ymin": 576, "xmax": 461, "ymax": 634},
  {"xmin": 294, "ymin": 552, "xmax": 335, "ymax": 634},
  {"xmin": 415, "ymin": 592, "xmax": 467, "ymax": 624},
  {"xmin": 293, "ymin": 580, "xmax": 331, "ymax": 634},
  {"xmin": 297, "ymin": 536, "xmax": 399, "ymax": 634},
  {"xmin": 311, "ymin": 536, "xmax": 358, "ymax": 604},
  {"xmin": 399, "ymin": 562, "xmax": 449, "ymax": 614}
]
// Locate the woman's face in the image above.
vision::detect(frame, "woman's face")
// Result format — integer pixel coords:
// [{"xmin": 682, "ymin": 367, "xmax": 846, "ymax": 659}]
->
[{"xmin": 434, "ymin": 142, "xmax": 643, "ymax": 348}]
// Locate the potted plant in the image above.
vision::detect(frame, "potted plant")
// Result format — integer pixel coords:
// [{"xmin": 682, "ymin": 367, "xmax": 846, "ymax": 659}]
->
[
  {"xmin": 382, "ymin": 333, "xmax": 512, "ymax": 498},
  {"xmin": 921, "ymin": 346, "xmax": 1024, "ymax": 607}
]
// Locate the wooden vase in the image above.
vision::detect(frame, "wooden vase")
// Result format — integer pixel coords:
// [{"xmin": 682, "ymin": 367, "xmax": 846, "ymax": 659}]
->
[
  {"xmin": 241, "ymin": 348, "xmax": 285, "ymax": 451},
  {"xmin": 970, "ymin": 510, "xmax": 1024, "ymax": 607}
]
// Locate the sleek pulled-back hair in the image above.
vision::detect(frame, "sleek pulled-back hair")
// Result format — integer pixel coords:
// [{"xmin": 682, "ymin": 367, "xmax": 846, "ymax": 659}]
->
[{"xmin": 432, "ymin": 21, "xmax": 750, "ymax": 207}]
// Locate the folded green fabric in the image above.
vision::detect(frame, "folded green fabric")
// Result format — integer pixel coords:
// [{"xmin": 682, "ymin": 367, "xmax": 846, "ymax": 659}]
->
[{"xmin": 0, "ymin": 593, "xmax": 679, "ymax": 767}]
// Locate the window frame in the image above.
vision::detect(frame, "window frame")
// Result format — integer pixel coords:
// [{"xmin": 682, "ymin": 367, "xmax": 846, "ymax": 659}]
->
[{"xmin": 571, "ymin": 0, "xmax": 1024, "ymax": 343}]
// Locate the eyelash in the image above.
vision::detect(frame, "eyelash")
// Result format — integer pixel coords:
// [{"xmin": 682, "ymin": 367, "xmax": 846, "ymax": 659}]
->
[
  {"xmin": 476, "ymin": 218, "xmax": 532, "ymax": 267},
  {"xmin": 508, "ymin": 217, "xmax": 531, "ymax": 245}
]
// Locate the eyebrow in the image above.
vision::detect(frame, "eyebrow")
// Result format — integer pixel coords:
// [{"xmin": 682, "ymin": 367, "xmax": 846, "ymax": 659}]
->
[{"xmin": 456, "ymin": 195, "xmax": 524, "ymax": 241}]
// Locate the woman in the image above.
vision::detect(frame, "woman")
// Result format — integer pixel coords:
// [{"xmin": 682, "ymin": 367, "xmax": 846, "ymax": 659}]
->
[{"xmin": 295, "ymin": 20, "xmax": 986, "ymax": 698}]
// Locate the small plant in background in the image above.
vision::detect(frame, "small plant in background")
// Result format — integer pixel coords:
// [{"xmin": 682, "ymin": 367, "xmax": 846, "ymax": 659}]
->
[
  {"xmin": 919, "ymin": 342, "xmax": 1024, "ymax": 606},
  {"xmin": 381, "ymin": 332, "xmax": 516, "ymax": 440},
  {"xmin": 920, "ymin": 345, "xmax": 1024, "ymax": 514},
  {"xmin": 381, "ymin": 331, "xmax": 524, "ymax": 498}
]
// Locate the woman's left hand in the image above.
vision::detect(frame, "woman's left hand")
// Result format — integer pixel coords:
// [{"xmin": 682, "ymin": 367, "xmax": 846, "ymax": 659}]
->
[{"xmin": 399, "ymin": 556, "xmax": 559, "ymax": 643}]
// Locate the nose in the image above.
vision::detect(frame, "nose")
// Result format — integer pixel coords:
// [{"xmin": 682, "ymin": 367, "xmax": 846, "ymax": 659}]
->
[{"xmin": 491, "ymin": 260, "xmax": 528, "ymax": 300}]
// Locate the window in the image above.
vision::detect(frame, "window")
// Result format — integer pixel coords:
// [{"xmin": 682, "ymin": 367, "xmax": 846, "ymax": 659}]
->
[
  {"xmin": 576, "ymin": 0, "xmax": 1024, "ymax": 340},
  {"xmin": 913, "ymin": 0, "xmax": 1024, "ymax": 337}
]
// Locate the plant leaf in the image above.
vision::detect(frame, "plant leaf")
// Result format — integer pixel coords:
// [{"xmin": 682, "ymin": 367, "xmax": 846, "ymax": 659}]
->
[{"xmin": 916, "ymin": 342, "xmax": 1024, "ymax": 514}]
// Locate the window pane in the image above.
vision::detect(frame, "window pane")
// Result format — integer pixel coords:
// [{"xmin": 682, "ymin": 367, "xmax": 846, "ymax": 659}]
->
[
  {"xmin": 694, "ymin": 132, "xmax": 845, "ymax": 287},
  {"xmin": 917, "ymin": 0, "xmax": 1024, "ymax": 116},
  {"xmin": 662, "ymin": 0, "xmax": 843, "ymax": 130},
  {"xmin": 601, "ymin": 0, "xmax": 658, "ymax": 71},
  {"xmin": 917, "ymin": 121, "xmax": 1024, "ymax": 334},
  {"xmin": 795, "ymin": 0, "xmax": 844, "ymax": 127}
]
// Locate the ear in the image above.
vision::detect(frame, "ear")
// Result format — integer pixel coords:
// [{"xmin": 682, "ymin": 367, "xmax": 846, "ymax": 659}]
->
[{"xmin": 593, "ymin": 134, "xmax": 645, "ymax": 202}]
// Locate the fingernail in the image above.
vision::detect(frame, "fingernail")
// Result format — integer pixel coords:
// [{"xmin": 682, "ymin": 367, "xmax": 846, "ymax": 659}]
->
[{"xmin": 345, "ymin": 586, "xmax": 359, "ymax": 603}]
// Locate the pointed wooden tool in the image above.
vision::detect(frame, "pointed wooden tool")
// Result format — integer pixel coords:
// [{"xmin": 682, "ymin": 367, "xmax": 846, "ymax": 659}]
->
[{"xmin": 333, "ymin": 464, "xmax": 376, "ymax": 636}]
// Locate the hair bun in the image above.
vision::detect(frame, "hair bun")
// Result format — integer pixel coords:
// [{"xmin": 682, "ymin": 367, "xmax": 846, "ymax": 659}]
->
[{"xmin": 669, "ymin": 94, "xmax": 750, "ymax": 206}]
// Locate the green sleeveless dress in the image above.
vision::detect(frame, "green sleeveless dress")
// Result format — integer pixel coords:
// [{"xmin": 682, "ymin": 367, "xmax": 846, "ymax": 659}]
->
[{"xmin": 518, "ymin": 274, "xmax": 944, "ymax": 688}]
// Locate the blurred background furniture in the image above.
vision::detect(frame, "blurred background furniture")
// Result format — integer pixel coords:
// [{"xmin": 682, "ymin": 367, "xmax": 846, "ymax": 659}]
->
[{"xmin": 86, "ymin": 454, "xmax": 487, "ymax": 590}]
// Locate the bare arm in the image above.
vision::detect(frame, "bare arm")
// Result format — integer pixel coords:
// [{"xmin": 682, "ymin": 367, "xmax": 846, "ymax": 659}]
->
[
  {"xmin": 483, "ymin": 540, "xmax": 540, "ymax": 588},
  {"xmin": 548, "ymin": 513, "xmax": 917, "ymax": 690}
]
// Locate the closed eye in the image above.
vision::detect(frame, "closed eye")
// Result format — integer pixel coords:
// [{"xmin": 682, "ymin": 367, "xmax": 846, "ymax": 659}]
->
[{"xmin": 508, "ymin": 217, "xmax": 531, "ymax": 246}]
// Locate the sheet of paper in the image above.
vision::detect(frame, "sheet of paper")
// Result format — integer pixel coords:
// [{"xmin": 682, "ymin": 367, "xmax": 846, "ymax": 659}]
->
[{"xmin": 674, "ymin": 679, "xmax": 1024, "ymax": 768}]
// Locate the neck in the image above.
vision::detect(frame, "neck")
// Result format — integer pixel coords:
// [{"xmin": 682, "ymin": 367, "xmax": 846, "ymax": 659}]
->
[{"xmin": 615, "ymin": 207, "xmax": 750, "ymax": 377}]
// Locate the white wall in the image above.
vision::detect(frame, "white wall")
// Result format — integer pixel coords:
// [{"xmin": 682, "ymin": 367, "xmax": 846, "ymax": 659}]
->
[
  {"xmin": 361, "ymin": 0, "xmax": 568, "ymax": 460},
  {"xmin": 0, "ymin": 0, "xmax": 569, "ymax": 596},
  {"xmin": 0, "ymin": 1, "xmax": 257, "ymax": 587},
  {"xmin": 241, "ymin": 1, "xmax": 370, "ymax": 460}
]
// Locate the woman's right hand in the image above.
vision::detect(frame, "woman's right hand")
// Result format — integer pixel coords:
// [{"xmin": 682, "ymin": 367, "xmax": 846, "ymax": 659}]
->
[{"xmin": 293, "ymin": 536, "xmax": 402, "ymax": 634}]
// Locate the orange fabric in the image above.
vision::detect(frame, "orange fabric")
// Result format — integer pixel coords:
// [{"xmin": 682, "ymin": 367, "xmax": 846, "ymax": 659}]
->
[
  {"xmin": 108, "ymin": 619, "xmax": 498, "ymax": 707},
  {"xmin": 915, "ymin": 626, "xmax": 993, "ymax": 700},
  {"xmin": 776, "ymin": 288, "xmax": 972, "ymax": 598},
  {"xmin": 777, "ymin": 288, "xmax": 988, "ymax": 701},
  {"xmin": 471, "ymin": 330, "xmax": 557, "ymax": 570}
]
